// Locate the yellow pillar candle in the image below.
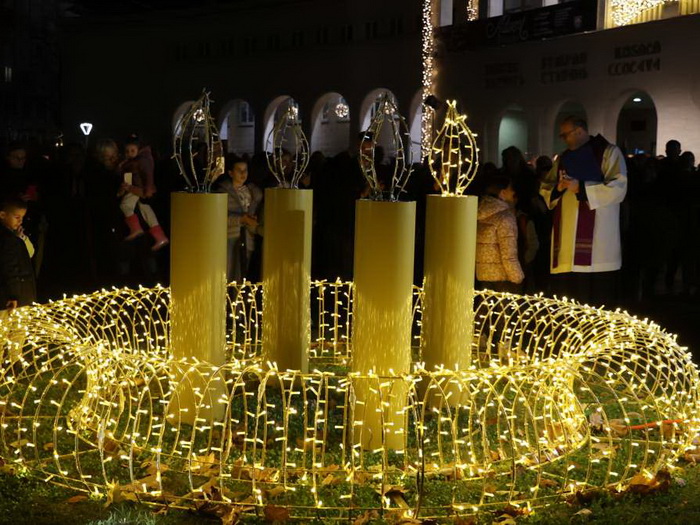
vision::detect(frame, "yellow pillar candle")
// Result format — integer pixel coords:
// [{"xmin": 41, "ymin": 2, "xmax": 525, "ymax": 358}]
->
[
  {"xmin": 421, "ymin": 195, "xmax": 478, "ymax": 374},
  {"xmin": 352, "ymin": 199, "xmax": 416, "ymax": 450},
  {"xmin": 262, "ymin": 188, "xmax": 313, "ymax": 373},
  {"xmin": 170, "ymin": 192, "xmax": 228, "ymax": 424}
]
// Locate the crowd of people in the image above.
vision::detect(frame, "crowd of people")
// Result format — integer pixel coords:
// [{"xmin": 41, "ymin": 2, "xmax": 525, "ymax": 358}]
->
[{"xmin": 1, "ymin": 120, "xmax": 699, "ymax": 317}]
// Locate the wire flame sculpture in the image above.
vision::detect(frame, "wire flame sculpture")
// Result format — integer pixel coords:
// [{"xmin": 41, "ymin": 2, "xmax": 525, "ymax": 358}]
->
[
  {"xmin": 1, "ymin": 284, "xmax": 698, "ymax": 521},
  {"xmin": 428, "ymin": 100, "xmax": 480, "ymax": 196},
  {"xmin": 359, "ymin": 92, "xmax": 414, "ymax": 201},
  {"xmin": 266, "ymin": 105, "xmax": 310, "ymax": 188},
  {"xmin": 172, "ymin": 90, "xmax": 224, "ymax": 193}
]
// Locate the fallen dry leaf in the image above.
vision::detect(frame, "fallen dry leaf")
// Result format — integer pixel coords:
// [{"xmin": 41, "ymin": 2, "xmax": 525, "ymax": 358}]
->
[
  {"xmin": 321, "ymin": 473, "xmax": 342, "ymax": 486},
  {"xmin": 220, "ymin": 507, "xmax": 242, "ymax": 525},
  {"xmin": 265, "ymin": 485, "xmax": 286, "ymax": 498},
  {"xmin": 684, "ymin": 448, "xmax": 700, "ymax": 463},
  {"xmin": 538, "ymin": 478, "xmax": 559, "ymax": 489},
  {"xmin": 66, "ymin": 494, "xmax": 88, "ymax": 504},
  {"xmin": 190, "ymin": 452, "xmax": 220, "ymax": 477},
  {"xmin": 608, "ymin": 420, "xmax": 629, "ymax": 437},
  {"xmin": 352, "ymin": 510, "xmax": 379, "ymax": 525},
  {"xmin": 626, "ymin": 470, "xmax": 671, "ymax": 495},
  {"xmin": 104, "ymin": 481, "xmax": 139, "ymax": 508},
  {"xmin": 660, "ymin": 422, "xmax": 676, "ymax": 439},
  {"xmin": 454, "ymin": 516, "xmax": 477, "ymax": 525},
  {"xmin": 141, "ymin": 458, "xmax": 169, "ymax": 476},
  {"xmin": 264, "ymin": 504, "xmax": 289, "ymax": 523}
]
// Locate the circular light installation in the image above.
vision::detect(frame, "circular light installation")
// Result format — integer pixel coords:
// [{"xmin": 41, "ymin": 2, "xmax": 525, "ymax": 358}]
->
[{"xmin": 0, "ymin": 283, "xmax": 698, "ymax": 521}]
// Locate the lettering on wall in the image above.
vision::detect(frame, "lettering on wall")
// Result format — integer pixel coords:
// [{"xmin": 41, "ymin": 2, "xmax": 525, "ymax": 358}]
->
[
  {"xmin": 541, "ymin": 52, "xmax": 588, "ymax": 84},
  {"xmin": 608, "ymin": 41, "xmax": 661, "ymax": 76},
  {"xmin": 484, "ymin": 62, "xmax": 524, "ymax": 89}
]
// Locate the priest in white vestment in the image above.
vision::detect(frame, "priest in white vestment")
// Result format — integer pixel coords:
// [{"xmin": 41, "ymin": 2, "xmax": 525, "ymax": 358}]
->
[{"xmin": 540, "ymin": 116, "xmax": 627, "ymax": 305}]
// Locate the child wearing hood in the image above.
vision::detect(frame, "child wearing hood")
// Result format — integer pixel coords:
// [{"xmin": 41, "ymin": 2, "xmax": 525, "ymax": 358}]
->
[{"xmin": 476, "ymin": 175, "xmax": 524, "ymax": 293}]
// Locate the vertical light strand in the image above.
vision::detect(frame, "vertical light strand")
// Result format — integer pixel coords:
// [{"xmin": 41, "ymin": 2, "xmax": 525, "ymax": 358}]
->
[
  {"xmin": 421, "ymin": 0, "xmax": 436, "ymax": 160},
  {"xmin": 467, "ymin": 0, "xmax": 479, "ymax": 20}
]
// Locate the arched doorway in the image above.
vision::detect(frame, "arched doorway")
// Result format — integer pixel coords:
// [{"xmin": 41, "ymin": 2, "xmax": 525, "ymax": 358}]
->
[
  {"xmin": 310, "ymin": 92, "xmax": 351, "ymax": 156},
  {"xmin": 359, "ymin": 88, "xmax": 400, "ymax": 159},
  {"xmin": 616, "ymin": 91, "xmax": 658, "ymax": 156},
  {"xmin": 497, "ymin": 106, "xmax": 528, "ymax": 164},
  {"xmin": 172, "ymin": 101, "xmax": 195, "ymax": 135},
  {"xmin": 263, "ymin": 96, "xmax": 300, "ymax": 153},
  {"xmin": 553, "ymin": 101, "xmax": 588, "ymax": 154},
  {"xmin": 220, "ymin": 99, "xmax": 255, "ymax": 156}
]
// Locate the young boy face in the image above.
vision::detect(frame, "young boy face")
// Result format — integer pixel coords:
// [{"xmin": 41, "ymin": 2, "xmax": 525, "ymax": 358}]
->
[
  {"xmin": 125, "ymin": 144, "xmax": 139, "ymax": 159},
  {"xmin": 0, "ymin": 206, "xmax": 26, "ymax": 231},
  {"xmin": 228, "ymin": 162, "xmax": 248, "ymax": 186}
]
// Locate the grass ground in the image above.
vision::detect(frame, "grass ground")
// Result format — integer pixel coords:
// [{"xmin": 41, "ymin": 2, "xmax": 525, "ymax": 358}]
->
[{"xmin": 1, "ymin": 462, "xmax": 700, "ymax": 524}]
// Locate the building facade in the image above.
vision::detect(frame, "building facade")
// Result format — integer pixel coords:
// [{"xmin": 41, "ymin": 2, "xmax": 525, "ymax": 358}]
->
[
  {"xmin": 434, "ymin": 0, "xmax": 700, "ymax": 162},
  {"xmin": 0, "ymin": 0, "xmax": 61, "ymax": 148},
  {"xmin": 59, "ymin": 0, "xmax": 424, "ymax": 158}
]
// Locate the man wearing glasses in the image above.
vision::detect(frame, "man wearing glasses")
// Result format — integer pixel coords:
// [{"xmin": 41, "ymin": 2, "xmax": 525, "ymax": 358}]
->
[{"xmin": 539, "ymin": 116, "xmax": 627, "ymax": 306}]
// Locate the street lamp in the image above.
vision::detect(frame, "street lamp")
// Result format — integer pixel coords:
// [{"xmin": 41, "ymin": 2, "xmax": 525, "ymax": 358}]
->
[{"xmin": 80, "ymin": 122, "xmax": 93, "ymax": 149}]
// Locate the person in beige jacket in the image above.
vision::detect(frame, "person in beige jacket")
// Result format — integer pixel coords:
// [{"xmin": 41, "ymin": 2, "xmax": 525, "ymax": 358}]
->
[{"xmin": 476, "ymin": 176, "xmax": 524, "ymax": 293}]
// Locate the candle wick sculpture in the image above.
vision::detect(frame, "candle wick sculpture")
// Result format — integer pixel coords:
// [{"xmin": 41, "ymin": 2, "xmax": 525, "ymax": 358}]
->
[
  {"xmin": 266, "ymin": 105, "xmax": 310, "ymax": 189},
  {"xmin": 261, "ymin": 105, "xmax": 313, "ymax": 372},
  {"xmin": 169, "ymin": 89, "xmax": 228, "ymax": 424},
  {"xmin": 352, "ymin": 93, "xmax": 416, "ymax": 450},
  {"xmin": 421, "ymin": 100, "xmax": 479, "ymax": 378},
  {"xmin": 172, "ymin": 90, "xmax": 225, "ymax": 193},
  {"xmin": 359, "ymin": 92, "xmax": 413, "ymax": 201}
]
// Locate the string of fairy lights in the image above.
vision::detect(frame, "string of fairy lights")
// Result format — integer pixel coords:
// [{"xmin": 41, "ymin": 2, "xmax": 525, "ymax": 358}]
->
[
  {"xmin": 428, "ymin": 100, "xmax": 479, "ymax": 196},
  {"xmin": 421, "ymin": 0, "xmax": 436, "ymax": 160},
  {"xmin": 1, "ymin": 284, "xmax": 699, "ymax": 520},
  {"xmin": 609, "ymin": 0, "xmax": 676, "ymax": 26}
]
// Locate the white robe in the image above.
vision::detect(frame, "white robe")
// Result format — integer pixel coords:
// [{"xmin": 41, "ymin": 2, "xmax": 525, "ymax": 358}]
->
[{"xmin": 540, "ymin": 144, "xmax": 627, "ymax": 274}]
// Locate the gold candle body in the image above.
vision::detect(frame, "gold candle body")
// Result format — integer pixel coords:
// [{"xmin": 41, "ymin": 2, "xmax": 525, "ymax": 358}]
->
[
  {"xmin": 170, "ymin": 192, "xmax": 228, "ymax": 424},
  {"xmin": 352, "ymin": 200, "xmax": 416, "ymax": 450},
  {"xmin": 262, "ymin": 188, "xmax": 313, "ymax": 373},
  {"xmin": 422, "ymin": 195, "xmax": 478, "ymax": 373}
]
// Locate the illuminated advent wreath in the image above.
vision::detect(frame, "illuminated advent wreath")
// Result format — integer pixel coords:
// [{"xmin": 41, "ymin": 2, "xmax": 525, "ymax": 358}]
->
[{"xmin": 0, "ymin": 284, "xmax": 698, "ymax": 521}]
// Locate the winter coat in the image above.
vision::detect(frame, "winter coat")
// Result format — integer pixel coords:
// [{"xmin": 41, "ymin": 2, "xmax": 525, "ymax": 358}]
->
[
  {"xmin": 476, "ymin": 196, "xmax": 524, "ymax": 284},
  {"xmin": 0, "ymin": 225, "xmax": 36, "ymax": 309},
  {"xmin": 120, "ymin": 146, "xmax": 156, "ymax": 194}
]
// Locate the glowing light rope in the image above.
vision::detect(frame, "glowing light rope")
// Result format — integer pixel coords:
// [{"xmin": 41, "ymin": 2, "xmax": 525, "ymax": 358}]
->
[{"xmin": 1, "ymin": 284, "xmax": 698, "ymax": 521}]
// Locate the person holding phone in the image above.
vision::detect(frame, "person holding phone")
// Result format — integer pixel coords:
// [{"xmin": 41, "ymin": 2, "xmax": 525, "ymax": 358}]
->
[{"xmin": 539, "ymin": 116, "xmax": 627, "ymax": 306}]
